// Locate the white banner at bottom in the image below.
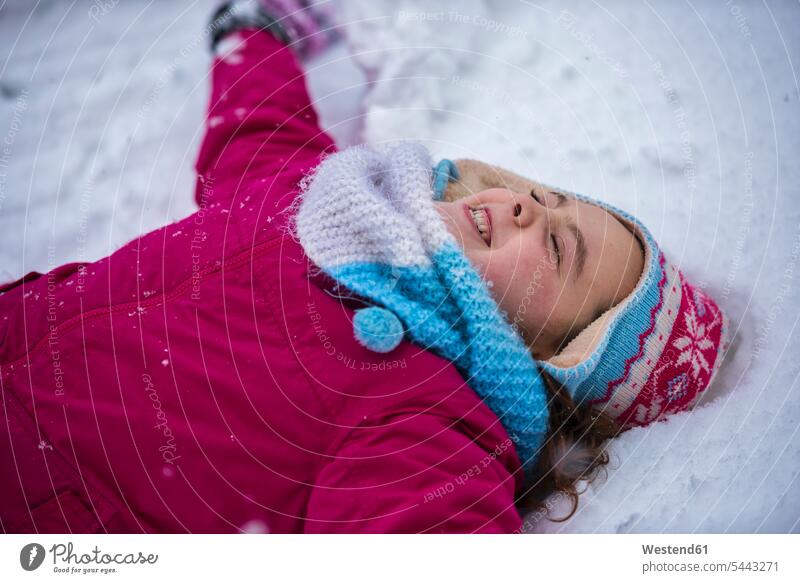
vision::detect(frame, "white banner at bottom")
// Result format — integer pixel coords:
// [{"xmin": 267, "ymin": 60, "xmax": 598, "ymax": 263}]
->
[{"xmin": 0, "ymin": 534, "xmax": 796, "ymax": 582}]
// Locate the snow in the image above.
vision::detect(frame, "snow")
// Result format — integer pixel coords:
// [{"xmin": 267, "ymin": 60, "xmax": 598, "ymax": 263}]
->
[{"xmin": 1, "ymin": 0, "xmax": 798, "ymax": 532}]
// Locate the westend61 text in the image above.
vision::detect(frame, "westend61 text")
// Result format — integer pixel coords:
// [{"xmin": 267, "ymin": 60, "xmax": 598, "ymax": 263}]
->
[{"xmin": 642, "ymin": 544, "xmax": 708, "ymax": 555}]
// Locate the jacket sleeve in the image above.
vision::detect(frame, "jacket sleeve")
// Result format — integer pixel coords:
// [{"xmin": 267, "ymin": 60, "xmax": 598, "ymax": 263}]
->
[
  {"xmin": 303, "ymin": 413, "xmax": 523, "ymax": 533},
  {"xmin": 194, "ymin": 27, "xmax": 335, "ymax": 205}
]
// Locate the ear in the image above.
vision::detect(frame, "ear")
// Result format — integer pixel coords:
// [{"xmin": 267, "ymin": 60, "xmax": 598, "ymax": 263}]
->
[{"xmin": 443, "ymin": 159, "xmax": 540, "ymax": 202}]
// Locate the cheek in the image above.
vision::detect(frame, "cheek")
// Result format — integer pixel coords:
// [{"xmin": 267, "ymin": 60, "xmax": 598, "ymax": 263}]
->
[
  {"xmin": 472, "ymin": 250, "xmax": 559, "ymax": 322},
  {"xmin": 467, "ymin": 251, "xmax": 513, "ymax": 290}
]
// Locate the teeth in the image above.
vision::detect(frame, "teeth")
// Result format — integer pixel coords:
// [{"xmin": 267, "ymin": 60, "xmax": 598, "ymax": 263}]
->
[{"xmin": 470, "ymin": 207, "xmax": 487, "ymax": 233}]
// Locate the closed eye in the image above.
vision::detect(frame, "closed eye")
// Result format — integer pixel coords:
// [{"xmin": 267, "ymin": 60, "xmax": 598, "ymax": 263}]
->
[
  {"xmin": 532, "ymin": 188, "xmax": 568, "ymax": 208},
  {"xmin": 550, "ymin": 190, "xmax": 568, "ymax": 207},
  {"xmin": 550, "ymin": 233, "xmax": 561, "ymax": 267}
]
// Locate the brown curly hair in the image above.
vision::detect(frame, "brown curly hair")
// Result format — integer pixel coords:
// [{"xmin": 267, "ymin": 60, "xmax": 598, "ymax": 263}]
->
[{"xmin": 516, "ymin": 370, "xmax": 622, "ymax": 524}]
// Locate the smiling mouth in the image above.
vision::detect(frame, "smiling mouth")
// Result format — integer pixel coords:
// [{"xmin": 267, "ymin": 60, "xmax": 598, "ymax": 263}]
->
[{"xmin": 464, "ymin": 204, "xmax": 492, "ymax": 246}]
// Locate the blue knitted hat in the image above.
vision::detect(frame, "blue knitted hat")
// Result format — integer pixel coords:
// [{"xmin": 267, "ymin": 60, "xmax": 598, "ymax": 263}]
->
[{"xmin": 293, "ymin": 142, "xmax": 550, "ymax": 481}]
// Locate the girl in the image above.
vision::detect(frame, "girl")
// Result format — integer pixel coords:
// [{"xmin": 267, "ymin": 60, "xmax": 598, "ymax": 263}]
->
[{"xmin": 0, "ymin": 3, "xmax": 728, "ymax": 533}]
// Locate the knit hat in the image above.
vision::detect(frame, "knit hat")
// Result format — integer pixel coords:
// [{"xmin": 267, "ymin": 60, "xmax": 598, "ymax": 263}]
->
[
  {"xmin": 434, "ymin": 159, "xmax": 731, "ymax": 429},
  {"xmin": 535, "ymin": 191, "xmax": 731, "ymax": 428}
]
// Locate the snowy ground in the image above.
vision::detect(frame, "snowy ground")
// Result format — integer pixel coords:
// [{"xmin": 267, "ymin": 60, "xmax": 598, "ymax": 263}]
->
[{"xmin": 1, "ymin": 0, "xmax": 799, "ymax": 533}]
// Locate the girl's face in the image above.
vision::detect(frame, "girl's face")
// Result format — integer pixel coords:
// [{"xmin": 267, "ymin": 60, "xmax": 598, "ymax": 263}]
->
[{"xmin": 435, "ymin": 185, "xmax": 644, "ymax": 359}]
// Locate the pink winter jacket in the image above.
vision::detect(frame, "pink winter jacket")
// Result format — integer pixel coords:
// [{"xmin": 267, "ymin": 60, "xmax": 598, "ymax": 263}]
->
[{"xmin": 0, "ymin": 30, "xmax": 523, "ymax": 533}]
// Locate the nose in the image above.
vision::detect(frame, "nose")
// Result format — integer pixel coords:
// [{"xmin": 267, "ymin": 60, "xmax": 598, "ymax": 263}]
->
[{"xmin": 510, "ymin": 188, "xmax": 546, "ymax": 230}]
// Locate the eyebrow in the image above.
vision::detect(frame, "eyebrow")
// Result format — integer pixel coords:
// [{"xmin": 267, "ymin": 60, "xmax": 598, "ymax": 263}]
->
[{"xmin": 565, "ymin": 216, "xmax": 587, "ymax": 281}]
